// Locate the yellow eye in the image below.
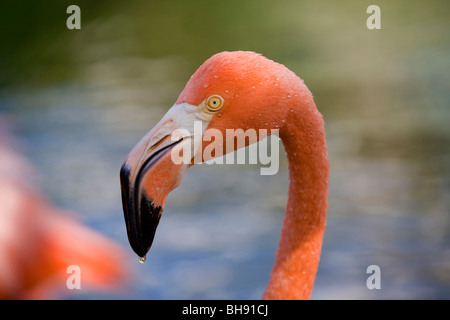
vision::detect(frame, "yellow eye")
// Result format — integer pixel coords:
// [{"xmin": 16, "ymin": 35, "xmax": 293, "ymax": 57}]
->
[{"xmin": 206, "ymin": 95, "xmax": 224, "ymax": 112}]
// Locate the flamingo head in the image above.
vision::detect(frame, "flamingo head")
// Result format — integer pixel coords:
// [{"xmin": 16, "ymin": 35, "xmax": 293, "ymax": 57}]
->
[{"xmin": 120, "ymin": 51, "xmax": 311, "ymax": 259}]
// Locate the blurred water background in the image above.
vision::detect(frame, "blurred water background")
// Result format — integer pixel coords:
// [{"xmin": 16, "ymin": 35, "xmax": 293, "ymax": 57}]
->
[{"xmin": 0, "ymin": 0, "xmax": 449, "ymax": 299}]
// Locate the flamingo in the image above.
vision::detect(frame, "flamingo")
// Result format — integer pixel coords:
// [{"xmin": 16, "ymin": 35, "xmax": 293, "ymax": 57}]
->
[
  {"xmin": 0, "ymin": 123, "xmax": 127, "ymax": 299},
  {"xmin": 120, "ymin": 51, "xmax": 329, "ymax": 299}
]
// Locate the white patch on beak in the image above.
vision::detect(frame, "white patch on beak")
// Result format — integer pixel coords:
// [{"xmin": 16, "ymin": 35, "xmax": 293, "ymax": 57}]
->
[{"xmin": 150, "ymin": 103, "xmax": 211, "ymax": 165}]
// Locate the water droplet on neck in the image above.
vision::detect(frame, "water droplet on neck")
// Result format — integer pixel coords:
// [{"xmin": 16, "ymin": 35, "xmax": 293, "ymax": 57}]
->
[
  {"xmin": 204, "ymin": 83, "xmax": 209, "ymax": 88},
  {"xmin": 139, "ymin": 256, "xmax": 146, "ymax": 264}
]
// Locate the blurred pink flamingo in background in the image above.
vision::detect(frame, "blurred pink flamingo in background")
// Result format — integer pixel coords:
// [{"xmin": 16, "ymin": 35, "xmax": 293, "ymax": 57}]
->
[{"xmin": 0, "ymin": 117, "xmax": 127, "ymax": 299}]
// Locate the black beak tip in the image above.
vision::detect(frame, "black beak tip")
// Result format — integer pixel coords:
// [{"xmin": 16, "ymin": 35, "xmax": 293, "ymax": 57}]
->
[{"xmin": 120, "ymin": 163, "xmax": 163, "ymax": 259}]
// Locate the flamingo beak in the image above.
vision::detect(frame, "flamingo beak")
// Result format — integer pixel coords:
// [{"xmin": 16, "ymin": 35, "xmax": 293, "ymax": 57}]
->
[{"xmin": 120, "ymin": 103, "xmax": 205, "ymax": 259}]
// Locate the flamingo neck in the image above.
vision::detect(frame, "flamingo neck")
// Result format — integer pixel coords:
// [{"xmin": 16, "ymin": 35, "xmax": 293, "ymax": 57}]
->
[{"xmin": 263, "ymin": 99, "xmax": 329, "ymax": 300}]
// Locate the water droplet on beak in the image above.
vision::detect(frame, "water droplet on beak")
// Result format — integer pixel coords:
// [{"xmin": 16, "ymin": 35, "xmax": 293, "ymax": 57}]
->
[{"xmin": 139, "ymin": 256, "xmax": 146, "ymax": 264}]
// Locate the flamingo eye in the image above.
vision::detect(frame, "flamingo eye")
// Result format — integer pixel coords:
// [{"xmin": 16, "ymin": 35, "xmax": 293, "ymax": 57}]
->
[{"xmin": 206, "ymin": 95, "xmax": 224, "ymax": 112}]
